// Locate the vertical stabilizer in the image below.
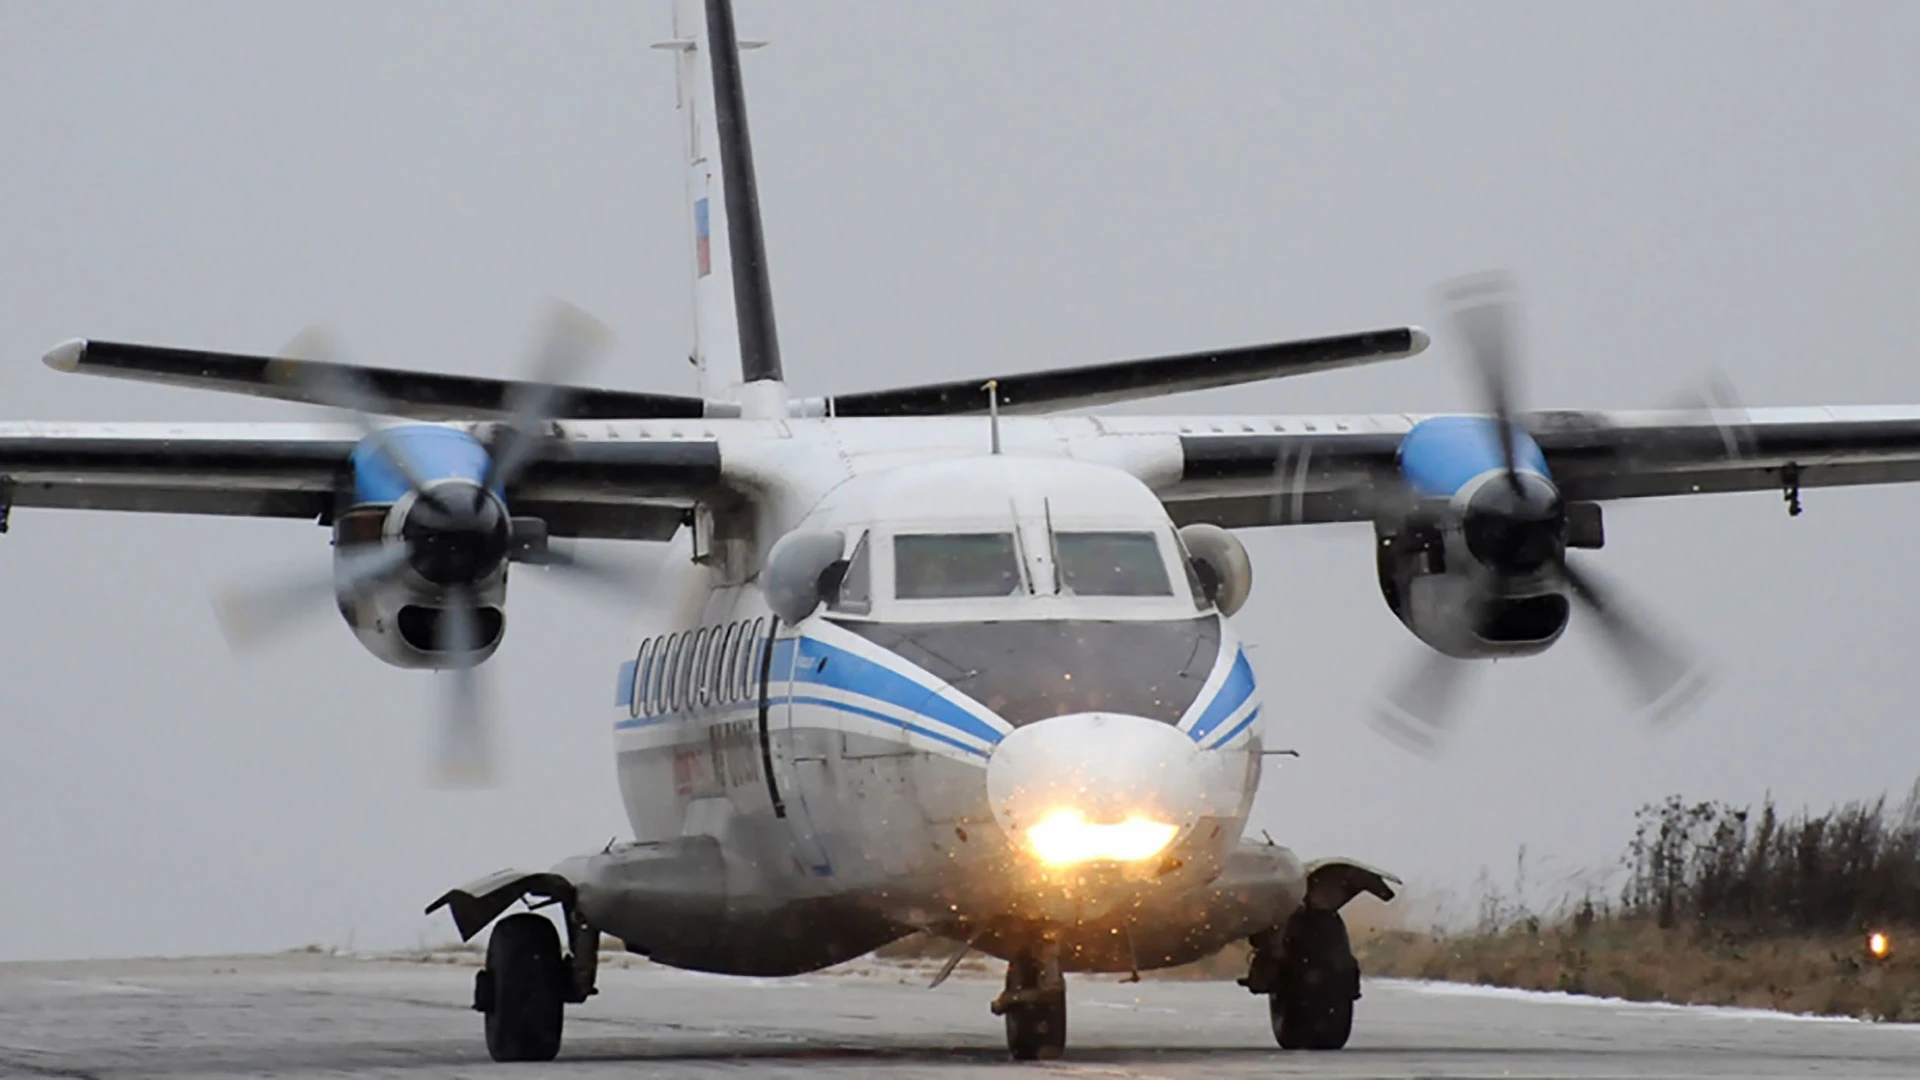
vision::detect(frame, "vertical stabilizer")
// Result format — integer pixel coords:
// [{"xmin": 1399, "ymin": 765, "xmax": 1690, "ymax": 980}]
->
[{"xmin": 662, "ymin": 0, "xmax": 784, "ymax": 412}]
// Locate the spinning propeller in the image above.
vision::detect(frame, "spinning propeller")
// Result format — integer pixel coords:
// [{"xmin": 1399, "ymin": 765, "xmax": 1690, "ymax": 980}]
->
[
  {"xmin": 216, "ymin": 301, "xmax": 640, "ymax": 788},
  {"xmin": 1370, "ymin": 274, "xmax": 1714, "ymax": 755}
]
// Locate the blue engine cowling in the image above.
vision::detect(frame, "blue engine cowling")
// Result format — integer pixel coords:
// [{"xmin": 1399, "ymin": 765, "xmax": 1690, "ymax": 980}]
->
[
  {"xmin": 1375, "ymin": 417, "xmax": 1573, "ymax": 659},
  {"xmin": 332, "ymin": 425, "xmax": 511, "ymax": 669}
]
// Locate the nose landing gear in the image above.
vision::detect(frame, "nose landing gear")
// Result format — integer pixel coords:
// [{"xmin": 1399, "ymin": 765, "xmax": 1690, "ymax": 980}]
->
[
  {"xmin": 1242, "ymin": 907, "xmax": 1359, "ymax": 1050},
  {"xmin": 990, "ymin": 936, "xmax": 1067, "ymax": 1060},
  {"xmin": 472, "ymin": 909, "xmax": 599, "ymax": 1063}
]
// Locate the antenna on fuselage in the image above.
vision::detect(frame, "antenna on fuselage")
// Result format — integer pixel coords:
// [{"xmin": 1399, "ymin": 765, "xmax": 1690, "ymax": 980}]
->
[{"xmin": 985, "ymin": 379, "xmax": 1002, "ymax": 454}]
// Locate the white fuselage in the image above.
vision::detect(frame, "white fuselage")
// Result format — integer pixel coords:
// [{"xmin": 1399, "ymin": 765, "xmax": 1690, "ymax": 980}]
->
[{"xmin": 582, "ymin": 419, "xmax": 1277, "ymax": 974}]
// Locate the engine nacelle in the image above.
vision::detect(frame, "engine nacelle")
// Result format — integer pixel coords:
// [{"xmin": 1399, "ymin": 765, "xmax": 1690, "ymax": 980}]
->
[
  {"xmin": 330, "ymin": 497, "xmax": 508, "ymax": 670},
  {"xmin": 1373, "ymin": 514, "xmax": 1570, "ymax": 661}
]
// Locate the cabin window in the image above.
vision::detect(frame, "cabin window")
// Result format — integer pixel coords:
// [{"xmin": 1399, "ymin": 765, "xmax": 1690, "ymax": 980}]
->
[
  {"xmin": 716, "ymin": 623, "xmax": 739, "ymax": 702},
  {"xmin": 1054, "ymin": 532, "xmax": 1173, "ymax": 597},
  {"xmin": 893, "ymin": 533, "xmax": 1024, "ymax": 599},
  {"xmin": 653, "ymin": 636, "xmax": 674, "ymax": 714},
  {"xmin": 830, "ymin": 532, "xmax": 873, "ymax": 614},
  {"xmin": 631, "ymin": 639, "xmax": 654, "ymax": 718},
  {"xmin": 694, "ymin": 628, "xmax": 715, "ymax": 706},
  {"xmin": 661, "ymin": 633, "xmax": 684, "ymax": 714},
  {"xmin": 743, "ymin": 617, "xmax": 766, "ymax": 700},
  {"xmin": 680, "ymin": 629, "xmax": 704, "ymax": 711}
]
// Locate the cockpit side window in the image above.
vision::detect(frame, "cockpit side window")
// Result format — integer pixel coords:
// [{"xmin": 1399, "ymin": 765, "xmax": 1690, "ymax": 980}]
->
[
  {"xmin": 1054, "ymin": 531, "xmax": 1173, "ymax": 597},
  {"xmin": 894, "ymin": 533, "xmax": 1024, "ymax": 599},
  {"xmin": 829, "ymin": 530, "xmax": 873, "ymax": 614}
]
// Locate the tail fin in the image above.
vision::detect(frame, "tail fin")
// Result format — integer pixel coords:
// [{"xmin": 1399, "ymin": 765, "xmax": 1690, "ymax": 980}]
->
[{"xmin": 661, "ymin": 0, "xmax": 784, "ymax": 410}]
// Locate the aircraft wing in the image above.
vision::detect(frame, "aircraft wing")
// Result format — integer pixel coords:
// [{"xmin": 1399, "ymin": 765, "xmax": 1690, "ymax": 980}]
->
[
  {"xmin": 42, "ymin": 339, "xmax": 714, "ymax": 421},
  {"xmin": 1126, "ymin": 406, "xmax": 1920, "ymax": 528},
  {"xmin": 0, "ymin": 422, "xmax": 723, "ymax": 539},
  {"xmin": 824, "ymin": 327, "xmax": 1429, "ymax": 417}
]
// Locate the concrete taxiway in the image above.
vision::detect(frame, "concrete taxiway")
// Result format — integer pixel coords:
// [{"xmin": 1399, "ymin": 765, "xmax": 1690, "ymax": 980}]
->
[{"xmin": 2, "ymin": 951, "xmax": 1916, "ymax": 1078}]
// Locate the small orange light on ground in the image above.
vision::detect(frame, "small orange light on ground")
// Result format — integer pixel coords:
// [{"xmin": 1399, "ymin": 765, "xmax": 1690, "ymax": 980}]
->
[{"xmin": 1867, "ymin": 931, "xmax": 1890, "ymax": 960}]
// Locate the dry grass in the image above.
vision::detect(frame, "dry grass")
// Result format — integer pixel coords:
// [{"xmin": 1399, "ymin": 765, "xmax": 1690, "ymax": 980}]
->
[
  {"xmin": 1355, "ymin": 781, "xmax": 1920, "ymax": 1023},
  {"xmin": 1357, "ymin": 919, "xmax": 1920, "ymax": 1021}
]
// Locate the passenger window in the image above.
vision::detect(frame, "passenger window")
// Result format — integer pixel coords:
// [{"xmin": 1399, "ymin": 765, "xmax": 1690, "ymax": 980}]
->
[
  {"xmin": 649, "ymin": 637, "xmax": 671, "ymax": 715},
  {"xmin": 693, "ymin": 628, "xmax": 714, "ymax": 706},
  {"xmin": 829, "ymin": 532, "xmax": 872, "ymax": 614},
  {"xmin": 1055, "ymin": 532, "xmax": 1173, "ymax": 597},
  {"xmin": 744, "ymin": 617, "xmax": 766, "ymax": 700},
  {"xmin": 660, "ymin": 634, "xmax": 683, "ymax": 714},
  {"xmin": 680, "ymin": 629, "xmax": 704, "ymax": 711},
  {"xmin": 631, "ymin": 639, "xmax": 654, "ymax": 718},
  {"xmin": 894, "ymin": 533, "xmax": 1023, "ymax": 599},
  {"xmin": 717, "ymin": 623, "xmax": 740, "ymax": 702}
]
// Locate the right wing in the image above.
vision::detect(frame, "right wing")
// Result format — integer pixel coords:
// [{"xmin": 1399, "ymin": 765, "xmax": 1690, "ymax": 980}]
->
[
  {"xmin": 821, "ymin": 327, "xmax": 1429, "ymax": 417},
  {"xmin": 1119, "ymin": 406, "xmax": 1920, "ymax": 529}
]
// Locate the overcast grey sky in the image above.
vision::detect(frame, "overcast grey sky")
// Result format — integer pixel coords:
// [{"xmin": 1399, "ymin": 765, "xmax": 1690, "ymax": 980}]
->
[{"xmin": 3, "ymin": 1, "xmax": 1919, "ymax": 961}]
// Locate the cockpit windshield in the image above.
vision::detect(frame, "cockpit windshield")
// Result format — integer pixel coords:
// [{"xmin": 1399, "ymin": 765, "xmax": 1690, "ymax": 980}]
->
[
  {"xmin": 1054, "ymin": 531, "xmax": 1172, "ymax": 597},
  {"xmin": 894, "ymin": 533, "xmax": 1025, "ymax": 599}
]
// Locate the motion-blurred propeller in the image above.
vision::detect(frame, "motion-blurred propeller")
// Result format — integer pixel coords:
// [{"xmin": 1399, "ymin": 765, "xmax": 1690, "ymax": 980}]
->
[
  {"xmin": 1369, "ymin": 274, "xmax": 1714, "ymax": 755},
  {"xmin": 213, "ymin": 301, "xmax": 639, "ymax": 787}
]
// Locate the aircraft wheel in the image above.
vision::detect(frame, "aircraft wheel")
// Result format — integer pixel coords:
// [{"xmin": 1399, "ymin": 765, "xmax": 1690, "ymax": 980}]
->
[
  {"xmin": 480, "ymin": 913, "xmax": 567, "ymax": 1062},
  {"xmin": 1001, "ymin": 950, "xmax": 1066, "ymax": 1060},
  {"xmin": 1269, "ymin": 907, "xmax": 1357, "ymax": 1051}
]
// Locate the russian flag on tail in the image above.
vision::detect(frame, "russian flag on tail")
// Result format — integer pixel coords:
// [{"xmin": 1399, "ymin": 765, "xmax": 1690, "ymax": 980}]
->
[{"xmin": 694, "ymin": 197, "xmax": 711, "ymax": 277}]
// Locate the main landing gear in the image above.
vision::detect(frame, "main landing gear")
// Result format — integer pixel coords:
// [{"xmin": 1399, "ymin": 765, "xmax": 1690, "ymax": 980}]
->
[
  {"xmin": 1241, "ymin": 906, "xmax": 1360, "ymax": 1050},
  {"xmin": 472, "ymin": 911, "xmax": 599, "ymax": 1062},
  {"xmin": 990, "ymin": 936, "xmax": 1066, "ymax": 1060}
]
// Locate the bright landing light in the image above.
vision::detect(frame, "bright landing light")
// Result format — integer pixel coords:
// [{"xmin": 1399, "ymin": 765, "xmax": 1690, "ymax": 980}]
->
[
  {"xmin": 1025, "ymin": 808, "xmax": 1179, "ymax": 867},
  {"xmin": 1868, "ymin": 931, "xmax": 1890, "ymax": 959}
]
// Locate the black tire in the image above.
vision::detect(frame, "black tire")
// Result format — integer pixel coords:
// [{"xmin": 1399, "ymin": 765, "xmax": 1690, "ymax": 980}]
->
[
  {"xmin": 483, "ymin": 913, "xmax": 567, "ymax": 1063},
  {"xmin": 1270, "ymin": 908, "xmax": 1358, "ymax": 1051},
  {"xmin": 1271, "ymin": 984, "xmax": 1354, "ymax": 1050},
  {"xmin": 1003, "ymin": 953, "xmax": 1066, "ymax": 1061}
]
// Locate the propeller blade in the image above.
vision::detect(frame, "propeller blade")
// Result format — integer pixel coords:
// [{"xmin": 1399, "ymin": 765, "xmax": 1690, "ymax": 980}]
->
[
  {"xmin": 1438, "ymin": 272, "xmax": 1526, "ymax": 496},
  {"xmin": 483, "ymin": 300, "xmax": 615, "ymax": 492},
  {"xmin": 430, "ymin": 587, "xmax": 496, "ymax": 789},
  {"xmin": 214, "ymin": 545, "xmax": 410, "ymax": 651},
  {"xmin": 275, "ymin": 332, "xmax": 456, "ymax": 514},
  {"xmin": 1657, "ymin": 367, "xmax": 1757, "ymax": 466},
  {"xmin": 1370, "ymin": 648, "xmax": 1479, "ymax": 757},
  {"xmin": 1557, "ymin": 555, "xmax": 1711, "ymax": 726},
  {"xmin": 1369, "ymin": 567, "xmax": 1504, "ymax": 756}
]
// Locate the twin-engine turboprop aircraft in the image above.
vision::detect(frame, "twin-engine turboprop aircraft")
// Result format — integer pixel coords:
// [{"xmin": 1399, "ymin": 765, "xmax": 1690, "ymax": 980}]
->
[{"xmin": 10, "ymin": 0, "xmax": 1920, "ymax": 1063}]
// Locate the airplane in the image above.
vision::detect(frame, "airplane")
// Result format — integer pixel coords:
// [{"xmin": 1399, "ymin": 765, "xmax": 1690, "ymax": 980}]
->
[{"xmin": 7, "ymin": 0, "xmax": 1920, "ymax": 1064}]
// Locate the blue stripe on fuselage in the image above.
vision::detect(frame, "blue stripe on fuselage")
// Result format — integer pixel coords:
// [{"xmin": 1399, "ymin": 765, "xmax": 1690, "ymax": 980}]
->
[
  {"xmin": 1398, "ymin": 416, "xmax": 1552, "ymax": 498},
  {"xmin": 1207, "ymin": 706, "xmax": 1262, "ymax": 749},
  {"xmin": 788, "ymin": 636, "xmax": 1005, "ymax": 747},
  {"xmin": 1188, "ymin": 649, "xmax": 1255, "ymax": 743},
  {"xmin": 611, "ymin": 634, "xmax": 1004, "ymax": 750}
]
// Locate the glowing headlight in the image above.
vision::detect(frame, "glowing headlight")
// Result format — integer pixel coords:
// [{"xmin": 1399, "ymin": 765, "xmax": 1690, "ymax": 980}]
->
[
  {"xmin": 1025, "ymin": 808, "xmax": 1179, "ymax": 866},
  {"xmin": 1868, "ymin": 931, "xmax": 1890, "ymax": 960}
]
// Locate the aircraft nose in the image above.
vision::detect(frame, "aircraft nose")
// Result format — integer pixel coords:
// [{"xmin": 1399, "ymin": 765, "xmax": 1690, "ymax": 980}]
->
[{"xmin": 985, "ymin": 712, "xmax": 1203, "ymax": 867}]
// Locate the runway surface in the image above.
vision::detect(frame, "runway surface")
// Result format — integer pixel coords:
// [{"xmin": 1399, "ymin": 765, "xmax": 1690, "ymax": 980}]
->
[{"xmin": 2, "ymin": 951, "xmax": 1917, "ymax": 1078}]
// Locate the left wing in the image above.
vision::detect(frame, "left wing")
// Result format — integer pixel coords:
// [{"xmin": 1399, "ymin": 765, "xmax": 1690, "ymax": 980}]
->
[
  {"xmin": 1117, "ymin": 406, "xmax": 1920, "ymax": 529},
  {"xmin": 0, "ymin": 422, "xmax": 724, "ymax": 539}
]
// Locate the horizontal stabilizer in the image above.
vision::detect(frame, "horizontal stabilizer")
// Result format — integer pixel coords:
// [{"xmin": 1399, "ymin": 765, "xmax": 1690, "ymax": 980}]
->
[
  {"xmin": 42, "ymin": 339, "xmax": 713, "ymax": 421},
  {"xmin": 819, "ymin": 326, "xmax": 1428, "ymax": 417}
]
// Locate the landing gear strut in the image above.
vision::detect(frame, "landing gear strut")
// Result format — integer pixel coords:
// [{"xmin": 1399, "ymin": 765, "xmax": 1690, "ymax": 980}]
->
[
  {"xmin": 1242, "ymin": 907, "xmax": 1359, "ymax": 1051},
  {"xmin": 991, "ymin": 936, "xmax": 1066, "ymax": 1060}
]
